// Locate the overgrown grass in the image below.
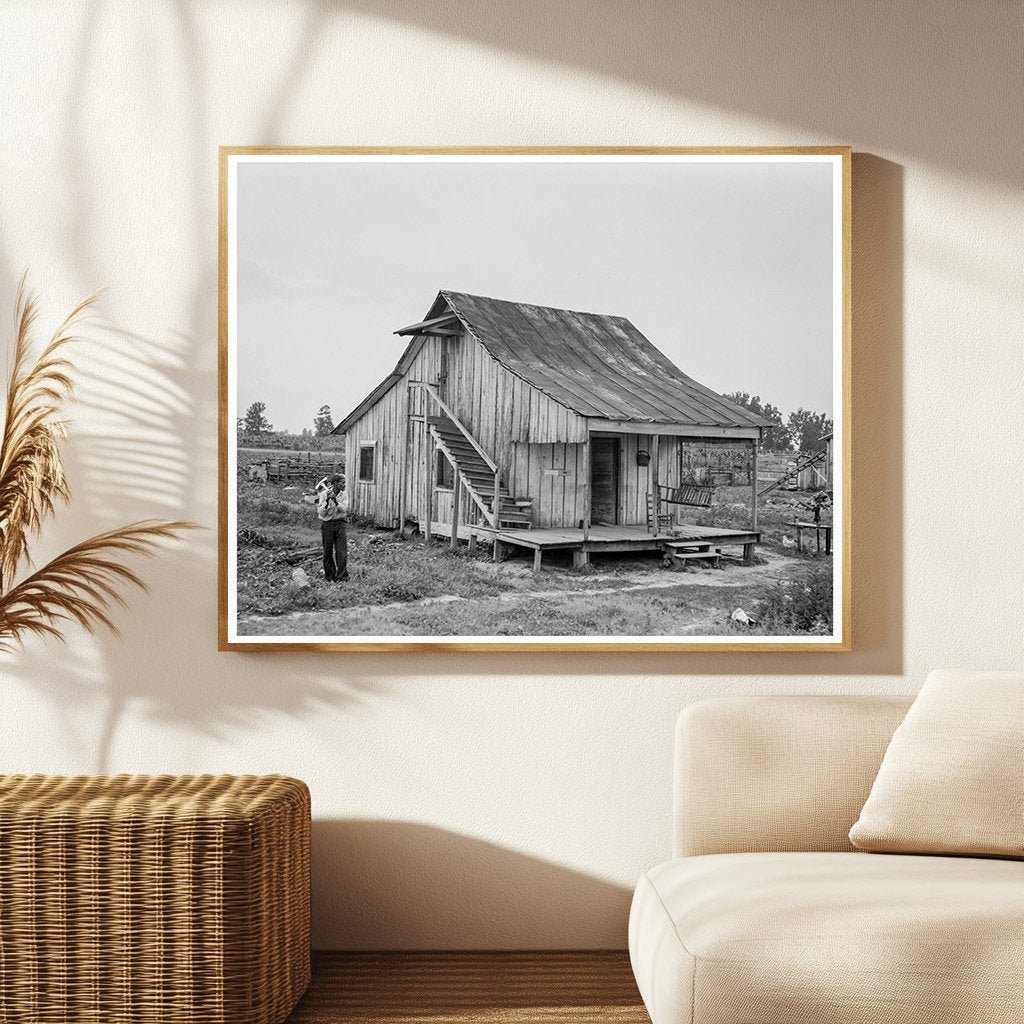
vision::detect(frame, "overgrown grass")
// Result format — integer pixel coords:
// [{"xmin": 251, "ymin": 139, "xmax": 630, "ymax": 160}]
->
[
  {"xmin": 734, "ymin": 561, "xmax": 834, "ymax": 635},
  {"xmin": 237, "ymin": 536, "xmax": 514, "ymax": 616},
  {"xmin": 235, "ymin": 480, "xmax": 833, "ymax": 634},
  {"xmin": 242, "ymin": 587, "xmax": 731, "ymax": 637}
]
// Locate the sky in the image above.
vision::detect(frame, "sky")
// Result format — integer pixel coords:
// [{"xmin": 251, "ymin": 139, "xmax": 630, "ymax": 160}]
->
[{"xmin": 235, "ymin": 156, "xmax": 836, "ymax": 434}]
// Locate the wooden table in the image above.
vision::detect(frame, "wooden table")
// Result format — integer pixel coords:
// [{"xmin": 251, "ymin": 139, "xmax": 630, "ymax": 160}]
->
[{"xmin": 789, "ymin": 521, "xmax": 833, "ymax": 554}]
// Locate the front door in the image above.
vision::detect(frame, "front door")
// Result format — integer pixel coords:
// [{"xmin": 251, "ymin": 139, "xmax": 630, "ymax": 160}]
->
[{"xmin": 590, "ymin": 437, "xmax": 620, "ymax": 525}]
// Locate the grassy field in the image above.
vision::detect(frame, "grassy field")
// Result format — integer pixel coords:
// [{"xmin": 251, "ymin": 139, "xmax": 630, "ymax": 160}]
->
[{"xmin": 234, "ymin": 480, "xmax": 833, "ymax": 637}]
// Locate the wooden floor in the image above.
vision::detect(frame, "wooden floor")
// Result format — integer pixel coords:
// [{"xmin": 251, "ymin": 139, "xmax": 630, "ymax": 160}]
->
[
  {"xmin": 493, "ymin": 522, "xmax": 759, "ymax": 553},
  {"xmin": 286, "ymin": 952, "xmax": 648, "ymax": 1024}
]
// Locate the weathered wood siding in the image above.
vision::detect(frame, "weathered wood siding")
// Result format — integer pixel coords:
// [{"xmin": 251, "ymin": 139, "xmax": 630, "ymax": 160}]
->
[
  {"xmin": 345, "ymin": 331, "xmax": 589, "ymax": 528},
  {"xmin": 344, "ymin": 337, "xmax": 428, "ymax": 527},
  {"xmin": 441, "ymin": 331, "xmax": 588, "ymax": 453},
  {"xmin": 506, "ymin": 442, "xmax": 582, "ymax": 529},
  {"xmin": 344, "ymin": 326, "xmax": 698, "ymax": 531}
]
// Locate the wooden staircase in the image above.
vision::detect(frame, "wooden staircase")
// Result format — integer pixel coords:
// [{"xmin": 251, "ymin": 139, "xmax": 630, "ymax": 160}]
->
[
  {"xmin": 428, "ymin": 416, "xmax": 534, "ymax": 529},
  {"xmin": 758, "ymin": 447, "xmax": 827, "ymax": 497}
]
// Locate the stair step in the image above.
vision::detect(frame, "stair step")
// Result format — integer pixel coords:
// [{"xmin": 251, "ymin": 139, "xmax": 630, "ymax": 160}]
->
[
  {"xmin": 433, "ymin": 431, "xmax": 478, "ymax": 447},
  {"xmin": 424, "ymin": 419, "xmax": 535, "ymax": 523},
  {"xmin": 460, "ymin": 477, "xmax": 498, "ymax": 489},
  {"xmin": 439, "ymin": 438, "xmax": 484, "ymax": 452},
  {"xmin": 667, "ymin": 549, "xmax": 721, "ymax": 564},
  {"xmin": 439, "ymin": 441, "xmax": 489, "ymax": 458}
]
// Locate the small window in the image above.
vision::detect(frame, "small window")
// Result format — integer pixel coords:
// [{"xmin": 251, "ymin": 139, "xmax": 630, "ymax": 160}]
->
[
  {"xmin": 435, "ymin": 450, "xmax": 454, "ymax": 490},
  {"xmin": 358, "ymin": 443, "xmax": 376, "ymax": 483}
]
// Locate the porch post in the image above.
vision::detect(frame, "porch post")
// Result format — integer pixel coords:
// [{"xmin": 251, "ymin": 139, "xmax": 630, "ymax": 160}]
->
[
  {"xmin": 397, "ymin": 384, "xmax": 410, "ymax": 532},
  {"xmin": 575, "ymin": 436, "xmax": 591, "ymax": 568},
  {"xmin": 424, "ymin": 421, "xmax": 433, "ymax": 544},
  {"xmin": 651, "ymin": 433, "xmax": 661, "ymax": 535},
  {"xmin": 751, "ymin": 437, "xmax": 759, "ymax": 532},
  {"xmin": 491, "ymin": 467, "xmax": 502, "ymax": 563},
  {"xmin": 582, "ymin": 438, "xmax": 591, "ymax": 542},
  {"xmin": 450, "ymin": 472, "xmax": 461, "ymax": 551}
]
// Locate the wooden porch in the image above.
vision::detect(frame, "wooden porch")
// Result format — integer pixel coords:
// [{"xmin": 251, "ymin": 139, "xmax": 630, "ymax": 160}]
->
[{"xmin": 445, "ymin": 522, "xmax": 761, "ymax": 571}]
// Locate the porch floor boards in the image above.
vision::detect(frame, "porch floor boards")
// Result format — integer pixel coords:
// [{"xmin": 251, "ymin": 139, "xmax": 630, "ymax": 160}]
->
[{"xmin": 484, "ymin": 523, "xmax": 759, "ymax": 551}]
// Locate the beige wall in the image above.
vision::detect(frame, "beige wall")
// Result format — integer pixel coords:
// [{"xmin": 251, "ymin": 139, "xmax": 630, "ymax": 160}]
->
[{"xmin": 1, "ymin": 1, "xmax": 1021, "ymax": 949}]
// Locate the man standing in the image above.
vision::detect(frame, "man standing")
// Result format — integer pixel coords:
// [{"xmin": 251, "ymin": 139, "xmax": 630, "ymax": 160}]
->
[{"xmin": 316, "ymin": 473, "xmax": 349, "ymax": 582}]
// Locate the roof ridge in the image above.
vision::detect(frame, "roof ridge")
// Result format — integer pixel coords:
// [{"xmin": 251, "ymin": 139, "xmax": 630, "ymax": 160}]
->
[{"xmin": 440, "ymin": 288, "xmax": 630, "ymax": 323}]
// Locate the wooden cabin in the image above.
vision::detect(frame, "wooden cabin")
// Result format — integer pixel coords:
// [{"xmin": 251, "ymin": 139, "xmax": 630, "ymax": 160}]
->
[{"xmin": 334, "ymin": 291, "xmax": 769, "ymax": 563}]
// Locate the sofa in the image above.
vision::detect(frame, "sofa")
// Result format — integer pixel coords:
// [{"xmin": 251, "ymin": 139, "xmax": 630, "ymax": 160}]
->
[{"xmin": 629, "ymin": 695, "xmax": 1024, "ymax": 1024}]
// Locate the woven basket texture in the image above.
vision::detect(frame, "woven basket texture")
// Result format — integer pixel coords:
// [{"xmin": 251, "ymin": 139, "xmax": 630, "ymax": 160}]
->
[{"xmin": 0, "ymin": 774, "xmax": 310, "ymax": 1024}]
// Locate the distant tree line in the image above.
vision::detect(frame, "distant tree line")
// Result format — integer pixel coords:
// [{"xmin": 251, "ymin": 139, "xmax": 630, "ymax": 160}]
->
[
  {"xmin": 724, "ymin": 393, "xmax": 833, "ymax": 454},
  {"xmin": 237, "ymin": 395, "xmax": 828, "ymax": 455},
  {"xmin": 237, "ymin": 401, "xmax": 339, "ymax": 438}
]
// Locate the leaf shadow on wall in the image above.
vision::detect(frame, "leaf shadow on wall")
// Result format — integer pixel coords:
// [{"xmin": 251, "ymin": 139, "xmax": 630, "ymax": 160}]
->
[
  {"xmin": 0, "ymin": 318, "xmax": 385, "ymax": 773},
  {"xmin": 336, "ymin": 0, "xmax": 1021, "ymax": 188},
  {"xmin": 311, "ymin": 819, "xmax": 633, "ymax": 950},
  {"xmin": 0, "ymin": 0, "xmax": 387, "ymax": 772}
]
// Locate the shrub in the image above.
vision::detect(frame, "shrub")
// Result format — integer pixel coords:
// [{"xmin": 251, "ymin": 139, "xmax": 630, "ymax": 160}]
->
[{"xmin": 752, "ymin": 562, "xmax": 833, "ymax": 634}]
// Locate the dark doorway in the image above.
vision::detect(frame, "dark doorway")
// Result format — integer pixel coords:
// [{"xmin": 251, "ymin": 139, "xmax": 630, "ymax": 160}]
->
[{"xmin": 590, "ymin": 436, "xmax": 620, "ymax": 524}]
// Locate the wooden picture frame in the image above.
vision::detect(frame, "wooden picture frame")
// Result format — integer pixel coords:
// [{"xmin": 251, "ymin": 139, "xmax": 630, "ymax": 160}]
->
[{"xmin": 219, "ymin": 147, "xmax": 851, "ymax": 652}]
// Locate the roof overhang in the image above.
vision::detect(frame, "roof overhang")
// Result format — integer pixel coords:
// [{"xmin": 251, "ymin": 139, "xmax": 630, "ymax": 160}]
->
[
  {"xmin": 587, "ymin": 418, "xmax": 762, "ymax": 440},
  {"xmin": 394, "ymin": 313, "xmax": 462, "ymax": 337}
]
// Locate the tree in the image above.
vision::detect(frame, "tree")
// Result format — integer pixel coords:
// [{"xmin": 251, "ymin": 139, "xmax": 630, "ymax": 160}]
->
[
  {"xmin": 243, "ymin": 401, "xmax": 272, "ymax": 435},
  {"xmin": 787, "ymin": 408, "xmax": 833, "ymax": 452},
  {"xmin": 724, "ymin": 392, "xmax": 791, "ymax": 452},
  {"xmin": 313, "ymin": 404, "xmax": 334, "ymax": 436}
]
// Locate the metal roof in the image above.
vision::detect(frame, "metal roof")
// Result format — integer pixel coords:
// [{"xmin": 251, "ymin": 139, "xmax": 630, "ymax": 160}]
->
[
  {"xmin": 439, "ymin": 291, "xmax": 769, "ymax": 430},
  {"xmin": 335, "ymin": 291, "xmax": 769, "ymax": 434}
]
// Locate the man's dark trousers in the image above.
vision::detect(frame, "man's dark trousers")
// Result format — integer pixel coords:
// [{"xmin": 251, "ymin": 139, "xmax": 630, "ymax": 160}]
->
[{"xmin": 321, "ymin": 519, "xmax": 348, "ymax": 581}]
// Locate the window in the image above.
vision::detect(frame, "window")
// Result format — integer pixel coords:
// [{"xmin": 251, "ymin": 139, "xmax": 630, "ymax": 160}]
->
[
  {"xmin": 435, "ymin": 450, "xmax": 455, "ymax": 490},
  {"xmin": 358, "ymin": 443, "xmax": 376, "ymax": 483}
]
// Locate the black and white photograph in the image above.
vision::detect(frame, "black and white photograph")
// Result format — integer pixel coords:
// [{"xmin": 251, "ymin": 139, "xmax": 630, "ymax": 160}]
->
[{"xmin": 220, "ymin": 149, "xmax": 849, "ymax": 649}]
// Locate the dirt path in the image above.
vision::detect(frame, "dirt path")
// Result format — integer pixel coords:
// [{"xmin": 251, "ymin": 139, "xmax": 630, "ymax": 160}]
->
[{"xmin": 237, "ymin": 553, "xmax": 790, "ymax": 632}]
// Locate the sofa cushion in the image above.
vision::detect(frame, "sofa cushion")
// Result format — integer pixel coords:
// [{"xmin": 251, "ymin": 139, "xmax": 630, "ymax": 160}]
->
[
  {"xmin": 849, "ymin": 669, "xmax": 1024, "ymax": 857},
  {"xmin": 629, "ymin": 852, "xmax": 1024, "ymax": 1024},
  {"xmin": 675, "ymin": 696, "xmax": 912, "ymax": 857}
]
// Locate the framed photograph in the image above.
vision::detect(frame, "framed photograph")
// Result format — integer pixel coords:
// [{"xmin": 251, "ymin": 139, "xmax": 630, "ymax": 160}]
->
[{"xmin": 219, "ymin": 147, "xmax": 850, "ymax": 651}]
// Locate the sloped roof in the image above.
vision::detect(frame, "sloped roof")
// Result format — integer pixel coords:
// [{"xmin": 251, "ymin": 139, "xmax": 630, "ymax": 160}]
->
[
  {"xmin": 336, "ymin": 291, "xmax": 768, "ymax": 434},
  {"xmin": 439, "ymin": 291, "xmax": 768, "ymax": 429}
]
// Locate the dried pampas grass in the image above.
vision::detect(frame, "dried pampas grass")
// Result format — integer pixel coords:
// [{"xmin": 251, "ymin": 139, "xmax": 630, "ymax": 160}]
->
[{"xmin": 0, "ymin": 280, "xmax": 195, "ymax": 649}]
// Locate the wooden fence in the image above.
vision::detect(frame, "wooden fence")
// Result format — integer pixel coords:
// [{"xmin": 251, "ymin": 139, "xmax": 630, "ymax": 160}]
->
[{"xmin": 247, "ymin": 451, "xmax": 344, "ymax": 485}]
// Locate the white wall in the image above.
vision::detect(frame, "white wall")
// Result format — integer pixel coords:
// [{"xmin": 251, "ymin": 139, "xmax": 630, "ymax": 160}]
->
[{"xmin": 1, "ymin": 1, "xmax": 1021, "ymax": 949}]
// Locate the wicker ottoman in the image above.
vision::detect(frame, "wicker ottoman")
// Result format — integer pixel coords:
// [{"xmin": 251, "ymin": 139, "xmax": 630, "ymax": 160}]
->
[{"xmin": 0, "ymin": 774, "xmax": 310, "ymax": 1024}]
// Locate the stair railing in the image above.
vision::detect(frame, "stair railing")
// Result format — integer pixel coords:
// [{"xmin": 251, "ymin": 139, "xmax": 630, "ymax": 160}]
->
[
  {"xmin": 757, "ymin": 447, "xmax": 827, "ymax": 498},
  {"xmin": 410, "ymin": 381, "xmax": 501, "ymax": 528}
]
